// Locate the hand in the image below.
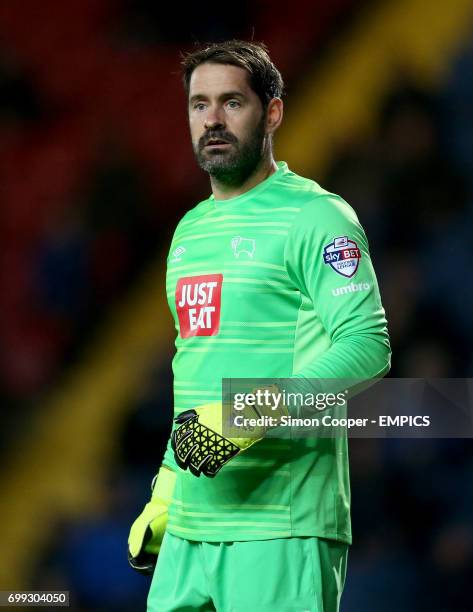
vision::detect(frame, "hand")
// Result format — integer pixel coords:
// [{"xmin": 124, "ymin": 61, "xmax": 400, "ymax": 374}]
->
[
  {"xmin": 128, "ymin": 467, "xmax": 176, "ymax": 575},
  {"xmin": 171, "ymin": 393, "xmax": 287, "ymax": 478}
]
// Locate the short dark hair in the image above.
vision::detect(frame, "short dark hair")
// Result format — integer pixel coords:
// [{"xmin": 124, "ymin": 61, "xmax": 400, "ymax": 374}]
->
[{"xmin": 181, "ymin": 40, "xmax": 284, "ymax": 109}]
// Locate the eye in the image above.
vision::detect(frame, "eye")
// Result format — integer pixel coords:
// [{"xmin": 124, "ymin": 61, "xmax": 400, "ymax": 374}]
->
[
  {"xmin": 193, "ymin": 102, "xmax": 207, "ymax": 111},
  {"xmin": 226, "ymin": 99, "xmax": 241, "ymax": 109}
]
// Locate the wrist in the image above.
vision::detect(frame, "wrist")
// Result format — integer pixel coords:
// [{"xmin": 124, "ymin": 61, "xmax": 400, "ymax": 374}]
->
[{"xmin": 151, "ymin": 466, "xmax": 176, "ymax": 504}]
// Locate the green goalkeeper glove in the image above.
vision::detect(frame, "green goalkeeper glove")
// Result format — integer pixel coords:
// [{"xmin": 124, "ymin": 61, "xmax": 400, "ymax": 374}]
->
[
  {"xmin": 127, "ymin": 466, "xmax": 176, "ymax": 575},
  {"xmin": 171, "ymin": 390, "xmax": 287, "ymax": 478}
]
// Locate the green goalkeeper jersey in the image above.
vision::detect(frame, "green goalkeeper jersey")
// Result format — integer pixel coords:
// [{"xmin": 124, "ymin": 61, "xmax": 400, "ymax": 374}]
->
[{"xmin": 163, "ymin": 161, "xmax": 390, "ymax": 544}]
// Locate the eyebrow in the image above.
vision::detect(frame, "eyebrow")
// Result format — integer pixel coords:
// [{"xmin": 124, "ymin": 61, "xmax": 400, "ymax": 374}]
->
[{"xmin": 189, "ymin": 91, "xmax": 246, "ymax": 105}]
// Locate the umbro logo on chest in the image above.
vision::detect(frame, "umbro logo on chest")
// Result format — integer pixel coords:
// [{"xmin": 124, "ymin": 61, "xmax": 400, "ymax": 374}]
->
[{"xmin": 170, "ymin": 245, "xmax": 186, "ymax": 263}]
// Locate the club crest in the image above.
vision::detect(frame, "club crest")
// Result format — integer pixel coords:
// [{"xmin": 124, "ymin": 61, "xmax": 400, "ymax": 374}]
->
[
  {"xmin": 323, "ymin": 236, "xmax": 361, "ymax": 278},
  {"xmin": 231, "ymin": 236, "xmax": 255, "ymax": 259}
]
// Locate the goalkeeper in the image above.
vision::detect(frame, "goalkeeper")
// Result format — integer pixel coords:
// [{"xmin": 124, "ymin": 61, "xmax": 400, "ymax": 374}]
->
[{"xmin": 129, "ymin": 40, "xmax": 390, "ymax": 612}]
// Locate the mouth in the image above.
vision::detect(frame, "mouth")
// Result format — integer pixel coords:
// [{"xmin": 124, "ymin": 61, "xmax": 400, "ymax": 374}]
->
[{"xmin": 204, "ymin": 139, "xmax": 232, "ymax": 149}]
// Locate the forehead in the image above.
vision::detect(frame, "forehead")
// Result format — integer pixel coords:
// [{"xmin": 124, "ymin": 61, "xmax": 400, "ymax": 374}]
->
[{"xmin": 188, "ymin": 62, "xmax": 254, "ymax": 98}]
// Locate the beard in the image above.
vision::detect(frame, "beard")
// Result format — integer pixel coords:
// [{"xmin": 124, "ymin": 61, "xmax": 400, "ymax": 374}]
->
[{"xmin": 193, "ymin": 115, "xmax": 267, "ymax": 187}]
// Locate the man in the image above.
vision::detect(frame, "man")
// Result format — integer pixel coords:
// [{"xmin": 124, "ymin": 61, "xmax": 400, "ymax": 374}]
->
[{"xmin": 128, "ymin": 40, "xmax": 390, "ymax": 611}]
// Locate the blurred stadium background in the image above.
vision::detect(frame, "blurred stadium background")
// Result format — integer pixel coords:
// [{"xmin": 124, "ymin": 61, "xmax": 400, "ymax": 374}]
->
[{"xmin": 1, "ymin": 1, "xmax": 473, "ymax": 610}]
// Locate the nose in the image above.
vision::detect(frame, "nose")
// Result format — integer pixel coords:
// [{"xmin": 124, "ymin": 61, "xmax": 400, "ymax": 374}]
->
[{"xmin": 204, "ymin": 105, "xmax": 225, "ymax": 130}]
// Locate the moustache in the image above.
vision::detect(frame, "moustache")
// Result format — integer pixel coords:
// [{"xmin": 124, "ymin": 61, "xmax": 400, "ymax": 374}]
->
[{"xmin": 199, "ymin": 130, "xmax": 238, "ymax": 150}]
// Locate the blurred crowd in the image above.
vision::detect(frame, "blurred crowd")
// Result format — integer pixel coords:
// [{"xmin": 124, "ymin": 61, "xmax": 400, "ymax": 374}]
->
[
  {"xmin": 328, "ymin": 43, "xmax": 473, "ymax": 611},
  {"xmin": 0, "ymin": 52, "xmax": 158, "ymax": 419},
  {"xmin": 1, "ymin": 1, "xmax": 472, "ymax": 610},
  {"xmin": 326, "ymin": 71, "xmax": 473, "ymax": 379}
]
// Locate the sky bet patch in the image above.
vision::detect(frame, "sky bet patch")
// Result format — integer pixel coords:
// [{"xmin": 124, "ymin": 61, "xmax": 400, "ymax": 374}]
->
[
  {"xmin": 176, "ymin": 274, "xmax": 223, "ymax": 337},
  {"xmin": 323, "ymin": 236, "xmax": 361, "ymax": 278}
]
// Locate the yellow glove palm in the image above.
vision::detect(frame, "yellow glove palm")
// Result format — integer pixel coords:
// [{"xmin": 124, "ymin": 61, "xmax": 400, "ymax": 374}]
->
[{"xmin": 128, "ymin": 467, "xmax": 176, "ymax": 574}]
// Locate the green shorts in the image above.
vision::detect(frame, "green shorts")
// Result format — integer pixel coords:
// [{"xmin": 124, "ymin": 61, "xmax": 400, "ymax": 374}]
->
[{"xmin": 147, "ymin": 532, "xmax": 348, "ymax": 612}]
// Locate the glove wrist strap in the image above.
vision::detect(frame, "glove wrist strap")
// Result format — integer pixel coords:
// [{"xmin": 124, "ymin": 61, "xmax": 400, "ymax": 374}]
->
[{"xmin": 151, "ymin": 466, "xmax": 176, "ymax": 504}]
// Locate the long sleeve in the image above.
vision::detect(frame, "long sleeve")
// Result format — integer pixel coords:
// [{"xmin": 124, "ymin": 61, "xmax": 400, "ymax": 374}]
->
[{"xmin": 284, "ymin": 194, "xmax": 391, "ymax": 389}]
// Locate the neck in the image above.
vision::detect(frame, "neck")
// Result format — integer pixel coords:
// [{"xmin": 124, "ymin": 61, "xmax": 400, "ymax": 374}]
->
[{"xmin": 210, "ymin": 155, "xmax": 278, "ymax": 201}]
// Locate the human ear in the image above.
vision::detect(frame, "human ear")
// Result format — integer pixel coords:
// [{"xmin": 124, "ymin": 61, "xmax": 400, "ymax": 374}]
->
[{"xmin": 265, "ymin": 98, "xmax": 283, "ymax": 134}]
